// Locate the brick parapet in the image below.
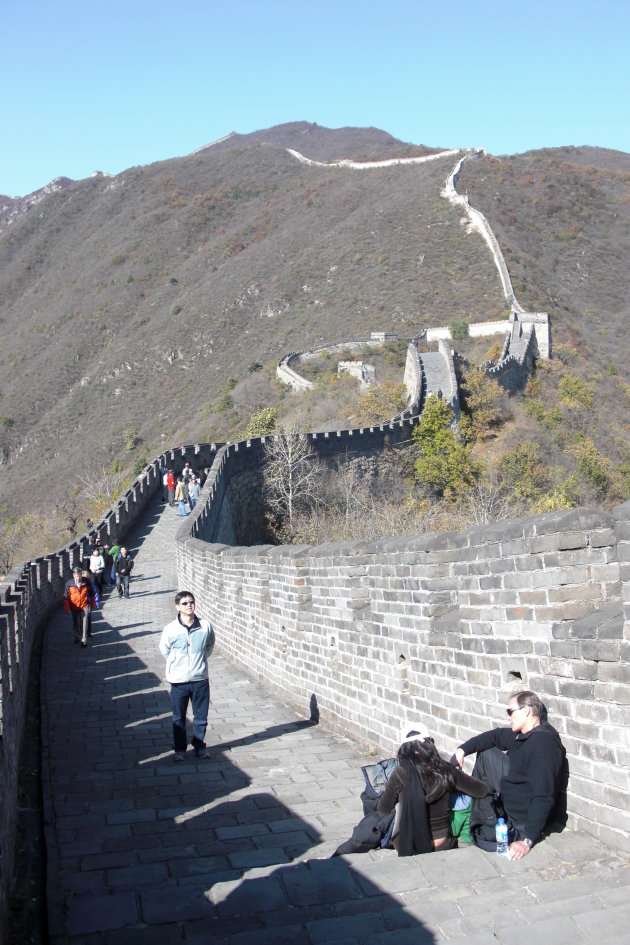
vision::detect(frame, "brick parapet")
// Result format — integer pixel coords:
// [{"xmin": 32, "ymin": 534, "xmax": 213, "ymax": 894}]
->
[
  {"xmin": 0, "ymin": 441, "xmax": 214, "ymax": 932},
  {"xmin": 177, "ymin": 483, "xmax": 630, "ymax": 849},
  {"xmin": 2, "ymin": 434, "xmax": 630, "ymax": 933}
]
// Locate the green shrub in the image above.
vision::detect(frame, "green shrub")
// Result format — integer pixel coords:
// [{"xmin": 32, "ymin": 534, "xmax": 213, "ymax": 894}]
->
[
  {"xmin": 412, "ymin": 397, "xmax": 479, "ymax": 496},
  {"xmin": 170, "ymin": 303, "xmax": 182, "ymax": 317},
  {"xmin": 571, "ymin": 438, "xmax": 609, "ymax": 492},
  {"xmin": 558, "ymin": 375, "xmax": 594, "ymax": 410},
  {"xmin": 356, "ymin": 382, "xmax": 407, "ymax": 424},
  {"xmin": 244, "ymin": 406, "xmax": 278, "ymax": 437},
  {"xmin": 449, "ymin": 318, "xmax": 469, "ymax": 340},
  {"xmin": 133, "ymin": 456, "xmax": 147, "ymax": 476},
  {"xmin": 248, "ymin": 361, "xmax": 263, "ymax": 373},
  {"xmin": 124, "ymin": 428, "xmax": 138, "ymax": 451},
  {"xmin": 216, "ymin": 392, "xmax": 232, "ymax": 412}
]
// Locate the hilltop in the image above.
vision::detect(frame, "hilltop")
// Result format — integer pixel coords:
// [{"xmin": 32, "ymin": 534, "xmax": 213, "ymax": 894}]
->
[{"xmin": 0, "ymin": 122, "xmax": 629, "ymax": 559}]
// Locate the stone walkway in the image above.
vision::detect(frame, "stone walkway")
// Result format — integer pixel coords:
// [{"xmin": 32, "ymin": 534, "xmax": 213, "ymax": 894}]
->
[{"xmin": 41, "ymin": 497, "xmax": 630, "ymax": 944}]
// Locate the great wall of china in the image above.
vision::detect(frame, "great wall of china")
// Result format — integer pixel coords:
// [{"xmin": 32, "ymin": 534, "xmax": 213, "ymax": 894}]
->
[{"xmin": 0, "ymin": 147, "xmax": 628, "ymax": 929}]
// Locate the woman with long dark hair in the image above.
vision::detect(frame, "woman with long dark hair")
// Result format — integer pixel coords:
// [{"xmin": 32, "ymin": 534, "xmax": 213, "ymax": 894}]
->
[{"xmin": 377, "ymin": 727, "xmax": 488, "ymax": 856}]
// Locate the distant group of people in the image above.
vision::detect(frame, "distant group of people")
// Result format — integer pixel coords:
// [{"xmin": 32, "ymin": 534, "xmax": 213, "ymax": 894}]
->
[
  {"xmin": 162, "ymin": 461, "xmax": 201, "ymax": 516},
  {"xmin": 63, "ymin": 462, "xmax": 204, "ymax": 649},
  {"xmin": 63, "ymin": 537, "xmax": 135, "ymax": 647}
]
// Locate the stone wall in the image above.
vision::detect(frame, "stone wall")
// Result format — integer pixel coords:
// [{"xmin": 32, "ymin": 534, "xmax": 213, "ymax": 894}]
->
[
  {"xmin": 0, "ymin": 442, "xmax": 215, "ymax": 934},
  {"xmin": 277, "ymin": 335, "xmax": 408, "ymax": 394},
  {"xmin": 186, "ymin": 420, "xmax": 419, "ymax": 547},
  {"xmin": 177, "ymin": 436, "xmax": 630, "ymax": 853},
  {"xmin": 403, "ymin": 344, "xmax": 424, "ymax": 411}
]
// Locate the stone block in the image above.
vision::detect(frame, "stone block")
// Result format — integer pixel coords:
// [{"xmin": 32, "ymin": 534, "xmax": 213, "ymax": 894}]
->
[
  {"xmin": 572, "ymin": 662, "xmax": 599, "ymax": 680},
  {"xmin": 596, "ymin": 663, "xmax": 630, "ymax": 683},
  {"xmin": 283, "ymin": 859, "xmax": 361, "ymax": 906},
  {"xmin": 549, "ymin": 640, "xmax": 582, "ymax": 659},
  {"xmin": 66, "ymin": 891, "xmax": 139, "ymax": 935},
  {"xmin": 555, "ymin": 679, "xmax": 595, "ymax": 700},
  {"xmin": 514, "ymin": 556, "xmax": 545, "ymax": 573},
  {"xmin": 593, "ymin": 681, "xmax": 630, "ymax": 705},
  {"xmin": 503, "ymin": 572, "xmax": 537, "ymax": 591},
  {"xmin": 580, "ymin": 640, "xmax": 621, "ymax": 661},
  {"xmin": 590, "ymin": 527, "xmax": 616, "ymax": 548},
  {"xmin": 565, "ymin": 718, "xmax": 601, "ymax": 741},
  {"xmin": 547, "ymin": 583, "xmax": 603, "ymax": 604},
  {"xmin": 540, "ymin": 658, "xmax": 575, "ymax": 678}
]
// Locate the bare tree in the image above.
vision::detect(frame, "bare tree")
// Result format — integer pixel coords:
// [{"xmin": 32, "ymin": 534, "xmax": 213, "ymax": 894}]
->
[
  {"xmin": 76, "ymin": 465, "xmax": 126, "ymax": 511},
  {"xmin": 0, "ymin": 515, "xmax": 40, "ymax": 577},
  {"xmin": 459, "ymin": 472, "xmax": 514, "ymax": 526},
  {"xmin": 263, "ymin": 429, "xmax": 323, "ymax": 529}
]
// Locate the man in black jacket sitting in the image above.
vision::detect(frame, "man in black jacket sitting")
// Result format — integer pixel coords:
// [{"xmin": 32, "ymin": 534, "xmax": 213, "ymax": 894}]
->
[{"xmin": 454, "ymin": 690, "xmax": 566, "ymax": 860}]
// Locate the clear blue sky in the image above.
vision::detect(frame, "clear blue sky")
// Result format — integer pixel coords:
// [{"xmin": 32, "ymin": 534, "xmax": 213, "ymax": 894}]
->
[{"xmin": 3, "ymin": 0, "xmax": 628, "ymax": 196}]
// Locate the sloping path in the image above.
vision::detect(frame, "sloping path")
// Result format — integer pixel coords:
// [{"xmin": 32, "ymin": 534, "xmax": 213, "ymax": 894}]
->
[{"xmin": 41, "ymin": 497, "xmax": 630, "ymax": 944}]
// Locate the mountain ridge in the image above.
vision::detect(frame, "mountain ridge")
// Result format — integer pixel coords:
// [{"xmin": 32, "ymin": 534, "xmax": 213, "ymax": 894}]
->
[{"xmin": 1, "ymin": 123, "xmax": 629, "ymax": 560}]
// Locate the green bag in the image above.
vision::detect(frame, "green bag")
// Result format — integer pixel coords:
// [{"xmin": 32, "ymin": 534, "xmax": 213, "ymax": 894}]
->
[{"xmin": 450, "ymin": 799, "xmax": 472, "ymax": 844}]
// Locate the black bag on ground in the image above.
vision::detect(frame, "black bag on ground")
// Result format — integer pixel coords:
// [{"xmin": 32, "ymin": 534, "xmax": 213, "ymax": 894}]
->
[{"xmin": 469, "ymin": 748, "xmax": 509, "ymax": 852}]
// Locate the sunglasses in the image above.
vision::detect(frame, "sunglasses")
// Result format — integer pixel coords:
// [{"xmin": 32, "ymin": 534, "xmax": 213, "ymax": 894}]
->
[
  {"xmin": 506, "ymin": 706, "xmax": 526, "ymax": 717},
  {"xmin": 179, "ymin": 600, "xmax": 195, "ymax": 606}
]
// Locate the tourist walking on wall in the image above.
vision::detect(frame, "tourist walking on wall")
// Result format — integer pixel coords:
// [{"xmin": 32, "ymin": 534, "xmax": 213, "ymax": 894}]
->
[
  {"xmin": 115, "ymin": 546, "xmax": 134, "ymax": 598},
  {"xmin": 167, "ymin": 469, "xmax": 176, "ymax": 507},
  {"xmin": 82, "ymin": 567, "xmax": 100, "ymax": 638},
  {"xmin": 175, "ymin": 476, "xmax": 187, "ymax": 516},
  {"xmin": 188, "ymin": 476, "xmax": 200, "ymax": 510},
  {"xmin": 89, "ymin": 545, "xmax": 105, "ymax": 595},
  {"xmin": 108, "ymin": 539, "xmax": 121, "ymax": 584},
  {"xmin": 63, "ymin": 565, "xmax": 96, "ymax": 647},
  {"xmin": 159, "ymin": 591, "xmax": 215, "ymax": 761},
  {"xmin": 182, "ymin": 461, "xmax": 194, "ymax": 482}
]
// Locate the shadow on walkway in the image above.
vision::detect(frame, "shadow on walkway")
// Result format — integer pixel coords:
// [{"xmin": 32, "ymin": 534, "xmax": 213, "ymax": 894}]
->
[{"xmin": 41, "ymin": 498, "xmax": 437, "ymax": 944}]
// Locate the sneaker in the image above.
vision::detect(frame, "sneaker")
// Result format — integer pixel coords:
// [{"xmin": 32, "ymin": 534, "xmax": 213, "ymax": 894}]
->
[
  {"xmin": 194, "ymin": 748, "xmax": 210, "ymax": 759},
  {"xmin": 172, "ymin": 751, "xmax": 186, "ymax": 762}
]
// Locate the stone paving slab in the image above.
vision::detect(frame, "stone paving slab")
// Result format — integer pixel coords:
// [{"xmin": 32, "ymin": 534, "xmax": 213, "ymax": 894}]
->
[{"xmin": 40, "ymin": 496, "xmax": 630, "ymax": 944}]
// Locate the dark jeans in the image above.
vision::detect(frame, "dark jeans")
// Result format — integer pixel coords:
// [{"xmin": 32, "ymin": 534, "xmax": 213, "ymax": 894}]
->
[
  {"xmin": 169, "ymin": 679, "xmax": 210, "ymax": 753},
  {"xmin": 470, "ymin": 748, "xmax": 524, "ymax": 849},
  {"xmin": 116, "ymin": 573, "xmax": 130, "ymax": 596}
]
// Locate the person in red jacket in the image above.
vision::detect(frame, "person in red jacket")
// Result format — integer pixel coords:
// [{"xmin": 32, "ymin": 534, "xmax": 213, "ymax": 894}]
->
[
  {"xmin": 166, "ymin": 469, "xmax": 176, "ymax": 507},
  {"xmin": 63, "ymin": 566, "xmax": 96, "ymax": 647}
]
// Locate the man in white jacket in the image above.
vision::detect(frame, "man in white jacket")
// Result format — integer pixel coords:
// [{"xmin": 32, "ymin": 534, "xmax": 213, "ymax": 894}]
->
[{"xmin": 159, "ymin": 591, "xmax": 215, "ymax": 761}]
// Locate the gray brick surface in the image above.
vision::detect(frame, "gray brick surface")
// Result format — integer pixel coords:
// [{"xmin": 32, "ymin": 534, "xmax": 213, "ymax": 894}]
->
[{"xmin": 39, "ymin": 498, "xmax": 630, "ymax": 945}]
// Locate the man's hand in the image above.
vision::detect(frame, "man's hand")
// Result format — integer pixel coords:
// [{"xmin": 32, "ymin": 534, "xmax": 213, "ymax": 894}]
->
[
  {"xmin": 452, "ymin": 748, "xmax": 465, "ymax": 768},
  {"xmin": 508, "ymin": 840, "xmax": 531, "ymax": 861}
]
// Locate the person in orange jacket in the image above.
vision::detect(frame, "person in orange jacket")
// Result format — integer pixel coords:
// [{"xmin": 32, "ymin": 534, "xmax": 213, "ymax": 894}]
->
[{"xmin": 63, "ymin": 566, "xmax": 96, "ymax": 647}]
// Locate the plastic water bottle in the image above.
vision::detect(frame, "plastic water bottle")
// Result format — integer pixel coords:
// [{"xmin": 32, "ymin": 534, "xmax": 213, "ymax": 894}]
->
[{"xmin": 496, "ymin": 817, "xmax": 509, "ymax": 856}]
